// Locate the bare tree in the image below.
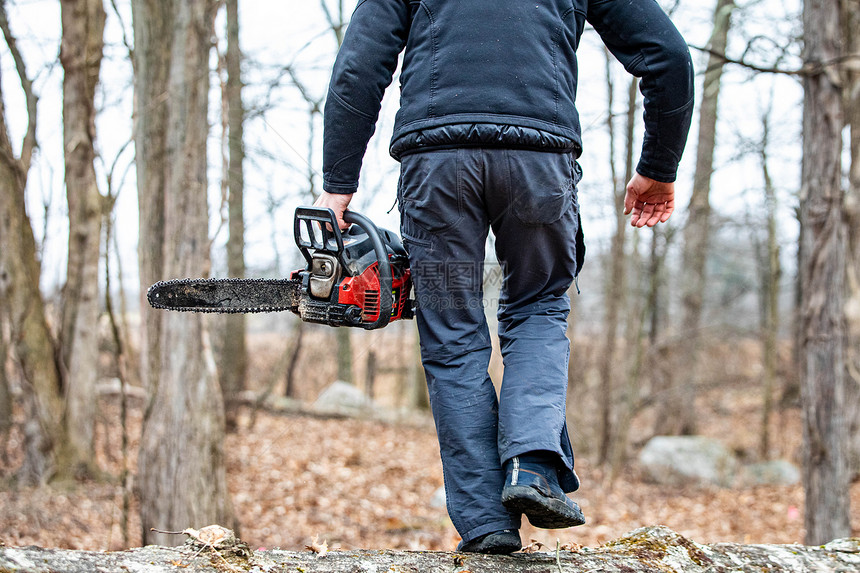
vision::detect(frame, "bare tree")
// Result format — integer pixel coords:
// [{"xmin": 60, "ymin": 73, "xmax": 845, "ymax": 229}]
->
[
  {"xmin": 100, "ymin": 134, "xmax": 137, "ymax": 549},
  {"xmin": 283, "ymin": 321, "xmax": 306, "ymax": 399},
  {"xmin": 322, "ymin": 0, "xmax": 354, "ymax": 386},
  {"xmin": 0, "ymin": 290, "xmax": 10, "ymax": 458},
  {"xmin": 103, "ymin": 191, "xmax": 133, "ymax": 548},
  {"xmin": 0, "ymin": 0, "xmax": 77, "ymax": 484},
  {"xmin": 842, "ymin": 0, "xmax": 860, "ymax": 478},
  {"xmin": 219, "ymin": 0, "xmax": 247, "ymax": 433},
  {"xmin": 657, "ymin": 0, "xmax": 735, "ymax": 435},
  {"xmin": 597, "ymin": 48, "xmax": 627, "ymax": 465},
  {"xmin": 750, "ymin": 100, "xmax": 782, "ymax": 460},
  {"xmin": 273, "ymin": 0, "xmax": 354, "ymax": 387},
  {"xmin": 799, "ymin": 0, "xmax": 851, "ymax": 545},
  {"xmin": 59, "ymin": 0, "xmax": 107, "ymax": 479},
  {"xmin": 608, "ymin": 77, "xmax": 647, "ymax": 480},
  {"xmin": 597, "ymin": 45, "xmax": 647, "ymax": 468},
  {"xmin": 132, "ymin": 0, "xmax": 236, "ymax": 546}
]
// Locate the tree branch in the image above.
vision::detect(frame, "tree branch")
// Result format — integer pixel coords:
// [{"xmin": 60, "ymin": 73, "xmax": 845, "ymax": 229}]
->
[
  {"xmin": 108, "ymin": 0, "xmax": 134, "ymax": 61},
  {"xmin": 320, "ymin": 0, "xmax": 344, "ymax": 46},
  {"xmin": 690, "ymin": 44, "xmax": 860, "ymax": 78},
  {"xmin": 0, "ymin": 0, "xmax": 38, "ymax": 176}
]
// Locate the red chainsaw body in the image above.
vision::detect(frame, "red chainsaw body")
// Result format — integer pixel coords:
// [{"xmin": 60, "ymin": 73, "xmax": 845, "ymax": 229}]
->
[
  {"xmin": 289, "ymin": 259, "xmax": 412, "ymax": 324},
  {"xmin": 335, "ymin": 262, "xmax": 413, "ymax": 323}
]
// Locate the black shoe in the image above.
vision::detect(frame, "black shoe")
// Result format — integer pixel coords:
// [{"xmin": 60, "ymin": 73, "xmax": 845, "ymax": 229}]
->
[
  {"xmin": 501, "ymin": 454, "xmax": 586, "ymax": 529},
  {"xmin": 457, "ymin": 529, "xmax": 522, "ymax": 554}
]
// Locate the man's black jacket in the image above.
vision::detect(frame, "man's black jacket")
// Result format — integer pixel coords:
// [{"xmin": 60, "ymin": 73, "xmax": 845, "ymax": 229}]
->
[{"xmin": 322, "ymin": 0, "xmax": 694, "ymax": 194}]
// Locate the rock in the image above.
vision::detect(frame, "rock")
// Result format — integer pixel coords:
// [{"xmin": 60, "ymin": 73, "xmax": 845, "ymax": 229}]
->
[
  {"xmin": 638, "ymin": 436, "xmax": 738, "ymax": 488},
  {"xmin": 96, "ymin": 378, "xmax": 146, "ymax": 400},
  {"xmin": 739, "ymin": 459, "xmax": 801, "ymax": 487},
  {"xmin": 314, "ymin": 380, "xmax": 374, "ymax": 412},
  {"xmin": 430, "ymin": 486, "xmax": 446, "ymax": 509}
]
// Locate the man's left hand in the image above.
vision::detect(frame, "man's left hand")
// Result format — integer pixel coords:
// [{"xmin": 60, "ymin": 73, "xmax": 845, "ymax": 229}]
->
[{"xmin": 623, "ymin": 173, "xmax": 675, "ymax": 228}]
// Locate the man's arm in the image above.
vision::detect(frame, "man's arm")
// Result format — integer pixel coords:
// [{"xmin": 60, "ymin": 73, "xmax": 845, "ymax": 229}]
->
[
  {"xmin": 587, "ymin": 0, "xmax": 694, "ymax": 225},
  {"xmin": 321, "ymin": 0, "xmax": 410, "ymax": 225}
]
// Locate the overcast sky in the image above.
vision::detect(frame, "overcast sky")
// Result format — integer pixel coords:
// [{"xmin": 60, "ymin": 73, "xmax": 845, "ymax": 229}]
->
[{"xmin": 1, "ymin": 0, "xmax": 803, "ymax": 297}]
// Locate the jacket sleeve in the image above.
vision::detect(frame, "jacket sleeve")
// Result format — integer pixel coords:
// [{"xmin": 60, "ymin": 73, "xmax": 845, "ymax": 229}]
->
[
  {"xmin": 322, "ymin": 0, "xmax": 410, "ymax": 194},
  {"xmin": 587, "ymin": 0, "xmax": 695, "ymax": 183}
]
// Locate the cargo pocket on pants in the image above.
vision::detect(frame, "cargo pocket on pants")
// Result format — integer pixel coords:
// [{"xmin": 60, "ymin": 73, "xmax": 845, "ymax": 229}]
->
[
  {"xmin": 398, "ymin": 150, "xmax": 464, "ymax": 235},
  {"xmin": 507, "ymin": 150, "xmax": 574, "ymax": 226}
]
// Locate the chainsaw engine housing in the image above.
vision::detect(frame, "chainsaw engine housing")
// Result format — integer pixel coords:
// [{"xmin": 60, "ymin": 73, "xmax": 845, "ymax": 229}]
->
[{"xmin": 292, "ymin": 208, "xmax": 414, "ymax": 329}]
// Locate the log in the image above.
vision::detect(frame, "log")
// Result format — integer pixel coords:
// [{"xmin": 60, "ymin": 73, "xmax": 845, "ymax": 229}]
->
[{"xmin": 1, "ymin": 525, "xmax": 858, "ymax": 573}]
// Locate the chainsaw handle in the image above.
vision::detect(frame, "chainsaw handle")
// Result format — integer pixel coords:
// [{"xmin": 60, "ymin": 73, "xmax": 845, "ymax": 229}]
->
[
  {"xmin": 343, "ymin": 210, "xmax": 393, "ymax": 330},
  {"xmin": 294, "ymin": 207, "xmax": 346, "ymax": 265}
]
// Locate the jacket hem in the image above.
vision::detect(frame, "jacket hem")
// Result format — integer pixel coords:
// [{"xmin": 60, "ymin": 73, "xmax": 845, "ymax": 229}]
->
[{"xmin": 390, "ymin": 121, "xmax": 582, "ymax": 160}]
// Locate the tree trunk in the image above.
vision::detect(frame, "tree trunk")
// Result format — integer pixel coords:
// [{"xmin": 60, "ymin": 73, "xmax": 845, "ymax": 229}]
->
[
  {"xmin": 788, "ymin": 207, "xmax": 804, "ymax": 408},
  {"xmin": 219, "ymin": 0, "xmax": 247, "ymax": 433},
  {"xmin": 103, "ymin": 204, "xmax": 133, "ymax": 548},
  {"xmin": 0, "ymin": 132, "xmax": 69, "ymax": 486},
  {"xmin": 59, "ymin": 0, "xmax": 107, "ymax": 479},
  {"xmin": 336, "ymin": 328, "xmax": 353, "ymax": 383},
  {"xmin": 799, "ymin": 0, "xmax": 851, "ymax": 545},
  {"xmin": 133, "ymin": 0, "xmax": 169, "ymax": 412},
  {"xmin": 756, "ymin": 105, "xmax": 781, "ymax": 461},
  {"xmin": 3, "ymin": 525, "xmax": 860, "ymax": 572},
  {"xmin": 132, "ymin": 0, "xmax": 235, "ymax": 546},
  {"xmin": 608, "ymin": 77, "xmax": 644, "ymax": 479},
  {"xmin": 365, "ymin": 350, "xmax": 377, "ymax": 401},
  {"xmin": 597, "ymin": 48, "xmax": 626, "ymax": 465},
  {"xmin": 841, "ymin": 0, "xmax": 860, "ymax": 479},
  {"xmin": 646, "ymin": 228, "xmax": 670, "ymax": 346},
  {"xmin": 0, "ymin": 2, "xmax": 75, "ymax": 484},
  {"xmin": 657, "ymin": 0, "xmax": 734, "ymax": 436},
  {"xmin": 760, "ymin": 178, "xmax": 780, "ymax": 462},
  {"xmin": 645, "ymin": 227, "xmax": 674, "ymax": 445},
  {"xmin": 284, "ymin": 320, "xmax": 305, "ymax": 399},
  {"xmin": 0, "ymin": 306, "xmax": 11, "ymax": 454},
  {"xmin": 329, "ymin": 2, "xmax": 352, "ymax": 387},
  {"xmin": 411, "ymin": 327, "xmax": 429, "ymax": 410}
]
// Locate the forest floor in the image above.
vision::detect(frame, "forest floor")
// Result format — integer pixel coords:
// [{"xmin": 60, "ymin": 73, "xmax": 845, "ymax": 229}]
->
[
  {"xmin": 1, "ymin": 331, "xmax": 859, "ymax": 552},
  {"xmin": 2, "ymin": 393, "xmax": 859, "ymax": 552}
]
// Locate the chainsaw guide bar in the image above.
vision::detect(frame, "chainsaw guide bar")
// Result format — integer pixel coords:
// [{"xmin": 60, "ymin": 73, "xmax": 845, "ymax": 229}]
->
[{"xmin": 147, "ymin": 277, "xmax": 302, "ymax": 314}]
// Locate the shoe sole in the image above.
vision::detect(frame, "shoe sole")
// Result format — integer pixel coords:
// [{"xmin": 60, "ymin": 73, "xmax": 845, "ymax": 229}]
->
[
  {"xmin": 459, "ymin": 534, "xmax": 522, "ymax": 554},
  {"xmin": 465, "ymin": 540, "xmax": 522, "ymax": 555},
  {"xmin": 501, "ymin": 485, "xmax": 586, "ymax": 529}
]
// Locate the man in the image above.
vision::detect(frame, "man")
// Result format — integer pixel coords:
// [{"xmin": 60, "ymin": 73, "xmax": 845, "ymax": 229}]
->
[{"xmin": 315, "ymin": 0, "xmax": 693, "ymax": 554}]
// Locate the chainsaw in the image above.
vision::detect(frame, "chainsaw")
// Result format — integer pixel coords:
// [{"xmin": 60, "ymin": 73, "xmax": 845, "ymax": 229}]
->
[{"xmin": 147, "ymin": 207, "xmax": 414, "ymax": 330}]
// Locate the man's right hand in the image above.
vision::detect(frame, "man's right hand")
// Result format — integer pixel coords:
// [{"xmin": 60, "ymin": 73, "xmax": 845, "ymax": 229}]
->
[
  {"xmin": 313, "ymin": 191, "xmax": 354, "ymax": 230},
  {"xmin": 623, "ymin": 173, "xmax": 675, "ymax": 228}
]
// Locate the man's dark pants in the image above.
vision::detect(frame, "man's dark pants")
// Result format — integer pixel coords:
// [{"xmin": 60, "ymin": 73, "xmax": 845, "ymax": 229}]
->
[{"xmin": 396, "ymin": 147, "xmax": 582, "ymax": 544}]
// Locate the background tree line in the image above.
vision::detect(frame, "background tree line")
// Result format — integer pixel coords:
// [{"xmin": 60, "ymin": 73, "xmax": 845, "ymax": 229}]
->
[{"xmin": 0, "ymin": 0, "xmax": 857, "ymax": 548}]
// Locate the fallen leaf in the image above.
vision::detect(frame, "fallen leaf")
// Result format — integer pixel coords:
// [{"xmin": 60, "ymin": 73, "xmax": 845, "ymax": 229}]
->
[
  {"xmin": 306, "ymin": 534, "xmax": 328, "ymax": 557},
  {"xmin": 520, "ymin": 540, "xmax": 548, "ymax": 553},
  {"xmin": 195, "ymin": 525, "xmax": 234, "ymax": 546}
]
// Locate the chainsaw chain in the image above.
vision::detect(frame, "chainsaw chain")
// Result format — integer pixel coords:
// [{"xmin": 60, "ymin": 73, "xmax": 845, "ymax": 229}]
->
[{"xmin": 147, "ymin": 277, "xmax": 301, "ymax": 314}]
